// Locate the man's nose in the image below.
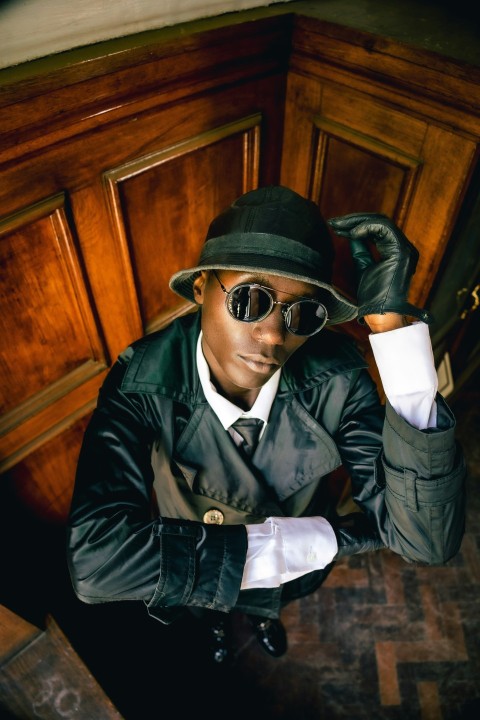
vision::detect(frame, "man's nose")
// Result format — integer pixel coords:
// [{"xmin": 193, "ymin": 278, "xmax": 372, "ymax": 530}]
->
[{"xmin": 251, "ymin": 307, "xmax": 287, "ymax": 345}]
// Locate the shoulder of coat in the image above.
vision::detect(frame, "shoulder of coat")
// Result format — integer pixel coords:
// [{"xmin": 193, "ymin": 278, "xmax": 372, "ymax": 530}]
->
[{"xmin": 119, "ymin": 311, "xmax": 200, "ymax": 402}]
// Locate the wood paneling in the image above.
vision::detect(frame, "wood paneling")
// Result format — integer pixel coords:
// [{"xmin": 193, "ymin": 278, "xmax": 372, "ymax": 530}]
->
[
  {"xmin": 0, "ymin": 15, "xmax": 292, "ymax": 162},
  {"xmin": 0, "ymin": 195, "xmax": 106, "ymax": 414},
  {"xmin": 289, "ymin": 14, "xmax": 480, "ymax": 132},
  {"xmin": 308, "ymin": 113, "xmax": 422, "ymax": 297},
  {"xmin": 4, "ymin": 414, "xmax": 91, "ymax": 524},
  {"xmin": 104, "ymin": 114, "xmax": 261, "ymax": 332},
  {"xmin": 0, "ymin": 16, "xmax": 288, "ymax": 521},
  {"xmin": 281, "ymin": 62, "xmax": 478, "ymax": 310},
  {"xmin": 0, "ymin": 195, "xmax": 107, "ymax": 473}
]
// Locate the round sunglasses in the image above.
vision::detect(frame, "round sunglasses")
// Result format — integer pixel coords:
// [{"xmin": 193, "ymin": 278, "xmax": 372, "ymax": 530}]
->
[{"xmin": 213, "ymin": 271, "xmax": 328, "ymax": 336}]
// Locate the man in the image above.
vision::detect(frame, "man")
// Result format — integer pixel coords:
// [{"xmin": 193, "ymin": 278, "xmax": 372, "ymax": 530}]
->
[{"xmin": 67, "ymin": 186, "xmax": 466, "ymax": 664}]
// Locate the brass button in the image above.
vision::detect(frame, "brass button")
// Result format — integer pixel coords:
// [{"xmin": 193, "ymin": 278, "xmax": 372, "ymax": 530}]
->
[{"xmin": 203, "ymin": 508, "xmax": 224, "ymax": 525}]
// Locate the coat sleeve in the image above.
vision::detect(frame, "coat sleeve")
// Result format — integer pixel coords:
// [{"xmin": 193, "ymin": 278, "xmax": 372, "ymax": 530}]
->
[
  {"xmin": 334, "ymin": 369, "xmax": 466, "ymax": 565},
  {"xmin": 66, "ymin": 352, "xmax": 247, "ymax": 621}
]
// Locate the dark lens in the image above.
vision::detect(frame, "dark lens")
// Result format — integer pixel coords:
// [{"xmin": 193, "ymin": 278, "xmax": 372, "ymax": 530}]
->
[
  {"xmin": 228, "ymin": 285, "xmax": 273, "ymax": 322},
  {"xmin": 285, "ymin": 301, "xmax": 327, "ymax": 336}
]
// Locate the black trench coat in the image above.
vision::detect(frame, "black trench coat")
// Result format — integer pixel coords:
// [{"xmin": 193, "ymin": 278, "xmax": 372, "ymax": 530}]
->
[{"xmin": 67, "ymin": 311, "xmax": 466, "ymax": 621}]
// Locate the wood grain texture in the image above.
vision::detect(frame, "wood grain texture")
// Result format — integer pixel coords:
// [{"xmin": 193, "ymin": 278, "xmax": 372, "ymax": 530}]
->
[
  {"xmin": 0, "ymin": 16, "xmax": 288, "ymax": 511},
  {"xmin": 0, "ymin": 607, "xmax": 123, "ymax": 718}
]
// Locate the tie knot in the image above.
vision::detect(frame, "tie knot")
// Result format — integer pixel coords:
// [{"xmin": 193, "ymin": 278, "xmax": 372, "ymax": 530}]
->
[{"xmin": 231, "ymin": 418, "xmax": 264, "ymax": 455}]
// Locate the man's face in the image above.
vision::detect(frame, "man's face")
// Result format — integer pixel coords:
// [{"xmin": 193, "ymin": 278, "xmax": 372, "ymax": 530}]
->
[{"xmin": 193, "ymin": 269, "xmax": 320, "ymax": 405}]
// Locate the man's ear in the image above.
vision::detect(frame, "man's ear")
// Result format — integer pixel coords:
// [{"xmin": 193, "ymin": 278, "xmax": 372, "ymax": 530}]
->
[{"xmin": 192, "ymin": 271, "xmax": 208, "ymax": 305}]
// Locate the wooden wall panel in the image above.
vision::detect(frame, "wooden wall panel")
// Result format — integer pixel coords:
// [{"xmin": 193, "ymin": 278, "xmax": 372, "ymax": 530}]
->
[
  {"xmin": 289, "ymin": 14, "xmax": 480, "ymax": 135},
  {"xmin": 0, "ymin": 76, "xmax": 285, "ymax": 358},
  {"xmin": 281, "ymin": 72, "xmax": 478, "ymax": 309},
  {"xmin": 0, "ymin": 195, "xmax": 107, "ymax": 473},
  {"xmin": 4, "ymin": 415, "xmax": 91, "ymax": 524},
  {"xmin": 308, "ymin": 112, "xmax": 422, "ymax": 298},
  {"xmin": 0, "ymin": 15, "xmax": 291, "ymax": 162},
  {"xmin": 0, "ymin": 17, "xmax": 289, "ymax": 522},
  {"xmin": 104, "ymin": 114, "xmax": 261, "ymax": 332}
]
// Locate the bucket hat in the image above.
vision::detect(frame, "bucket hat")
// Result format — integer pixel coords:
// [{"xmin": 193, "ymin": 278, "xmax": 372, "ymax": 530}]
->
[{"xmin": 169, "ymin": 186, "xmax": 357, "ymax": 325}]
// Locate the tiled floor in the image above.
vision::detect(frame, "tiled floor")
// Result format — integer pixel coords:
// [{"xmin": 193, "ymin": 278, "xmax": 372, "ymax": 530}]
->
[{"xmin": 1, "ymin": 371, "xmax": 479, "ymax": 720}]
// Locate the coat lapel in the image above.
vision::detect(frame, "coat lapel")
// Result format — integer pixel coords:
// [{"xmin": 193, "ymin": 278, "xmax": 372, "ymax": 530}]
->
[
  {"xmin": 172, "ymin": 396, "xmax": 341, "ymax": 518},
  {"xmin": 254, "ymin": 395, "xmax": 342, "ymax": 502},
  {"xmin": 173, "ymin": 404, "xmax": 283, "ymax": 517}
]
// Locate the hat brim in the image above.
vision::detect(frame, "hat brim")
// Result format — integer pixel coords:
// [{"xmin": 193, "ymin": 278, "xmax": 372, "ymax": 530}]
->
[{"xmin": 169, "ymin": 263, "xmax": 357, "ymax": 326}]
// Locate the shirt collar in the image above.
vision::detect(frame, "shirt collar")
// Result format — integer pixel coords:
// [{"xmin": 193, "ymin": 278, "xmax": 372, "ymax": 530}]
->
[{"xmin": 196, "ymin": 331, "xmax": 280, "ymax": 433}]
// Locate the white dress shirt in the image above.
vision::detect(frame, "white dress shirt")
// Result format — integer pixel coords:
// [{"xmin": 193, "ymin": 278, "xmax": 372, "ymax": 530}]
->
[
  {"xmin": 196, "ymin": 323, "xmax": 439, "ymax": 589},
  {"xmin": 196, "ymin": 333, "xmax": 280, "ymax": 445}
]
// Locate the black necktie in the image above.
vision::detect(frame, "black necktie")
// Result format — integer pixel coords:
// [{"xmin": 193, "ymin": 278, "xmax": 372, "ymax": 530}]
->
[{"xmin": 231, "ymin": 418, "xmax": 264, "ymax": 457}]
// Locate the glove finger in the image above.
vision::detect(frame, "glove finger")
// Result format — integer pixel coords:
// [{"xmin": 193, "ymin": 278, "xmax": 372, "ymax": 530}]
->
[
  {"xmin": 329, "ymin": 214, "xmax": 418, "ymax": 265},
  {"xmin": 328, "ymin": 213, "xmax": 388, "ymax": 236},
  {"xmin": 350, "ymin": 238, "xmax": 375, "ymax": 273}
]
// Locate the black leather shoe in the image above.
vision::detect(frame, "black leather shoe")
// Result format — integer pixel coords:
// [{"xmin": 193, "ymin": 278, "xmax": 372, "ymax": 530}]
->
[
  {"xmin": 248, "ymin": 615, "xmax": 287, "ymax": 657},
  {"xmin": 208, "ymin": 616, "xmax": 231, "ymax": 664}
]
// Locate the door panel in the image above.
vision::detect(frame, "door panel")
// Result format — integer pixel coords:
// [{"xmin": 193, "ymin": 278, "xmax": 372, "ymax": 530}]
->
[
  {"xmin": 104, "ymin": 114, "xmax": 261, "ymax": 332},
  {"xmin": 0, "ymin": 195, "xmax": 107, "ymax": 474},
  {"xmin": 0, "ymin": 73, "xmax": 283, "ymax": 521},
  {"xmin": 281, "ymin": 73, "xmax": 477, "ymax": 306},
  {"xmin": 3, "ymin": 415, "xmax": 91, "ymax": 524}
]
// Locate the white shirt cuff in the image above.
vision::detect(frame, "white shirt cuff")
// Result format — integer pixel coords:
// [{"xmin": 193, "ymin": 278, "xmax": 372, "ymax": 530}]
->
[
  {"xmin": 241, "ymin": 516, "xmax": 338, "ymax": 590},
  {"xmin": 368, "ymin": 322, "xmax": 438, "ymax": 429}
]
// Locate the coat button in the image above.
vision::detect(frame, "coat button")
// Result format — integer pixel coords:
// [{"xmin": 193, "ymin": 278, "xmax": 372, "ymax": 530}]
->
[{"xmin": 203, "ymin": 508, "xmax": 224, "ymax": 525}]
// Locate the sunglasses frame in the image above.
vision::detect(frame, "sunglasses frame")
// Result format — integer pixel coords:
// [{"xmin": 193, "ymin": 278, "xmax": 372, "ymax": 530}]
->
[{"xmin": 212, "ymin": 271, "xmax": 328, "ymax": 337}]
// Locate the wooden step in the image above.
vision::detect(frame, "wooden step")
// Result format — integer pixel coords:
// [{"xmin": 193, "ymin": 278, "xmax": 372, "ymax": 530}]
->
[{"xmin": 0, "ymin": 604, "xmax": 123, "ymax": 719}]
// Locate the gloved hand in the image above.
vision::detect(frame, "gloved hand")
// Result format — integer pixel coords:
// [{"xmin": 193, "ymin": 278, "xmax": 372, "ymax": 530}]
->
[
  {"xmin": 333, "ymin": 512, "xmax": 385, "ymax": 559},
  {"xmin": 327, "ymin": 213, "xmax": 433, "ymax": 324}
]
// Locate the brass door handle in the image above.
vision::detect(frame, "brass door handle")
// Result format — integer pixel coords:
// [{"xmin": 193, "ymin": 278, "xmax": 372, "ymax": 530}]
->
[{"xmin": 459, "ymin": 284, "xmax": 480, "ymax": 319}]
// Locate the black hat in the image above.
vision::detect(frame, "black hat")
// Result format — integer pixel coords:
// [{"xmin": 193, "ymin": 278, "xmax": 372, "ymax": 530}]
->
[{"xmin": 169, "ymin": 186, "xmax": 357, "ymax": 325}]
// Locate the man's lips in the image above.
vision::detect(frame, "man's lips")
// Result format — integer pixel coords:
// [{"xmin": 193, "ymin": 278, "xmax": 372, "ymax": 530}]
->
[{"xmin": 239, "ymin": 354, "xmax": 281, "ymax": 374}]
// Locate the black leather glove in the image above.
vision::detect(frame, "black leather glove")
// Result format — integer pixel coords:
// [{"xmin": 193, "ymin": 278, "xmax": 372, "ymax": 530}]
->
[
  {"xmin": 327, "ymin": 213, "xmax": 433, "ymax": 324},
  {"xmin": 333, "ymin": 512, "xmax": 385, "ymax": 559}
]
